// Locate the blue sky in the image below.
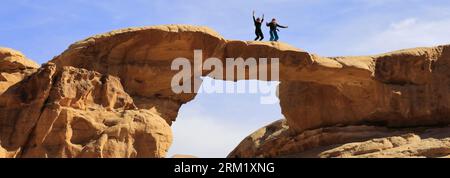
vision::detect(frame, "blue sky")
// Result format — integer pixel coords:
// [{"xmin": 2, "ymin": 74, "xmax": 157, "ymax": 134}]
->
[{"xmin": 2, "ymin": 0, "xmax": 450, "ymax": 157}]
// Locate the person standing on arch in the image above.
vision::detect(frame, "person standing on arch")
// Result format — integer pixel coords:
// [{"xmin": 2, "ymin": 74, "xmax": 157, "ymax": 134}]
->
[
  {"xmin": 253, "ymin": 10, "xmax": 265, "ymax": 41},
  {"xmin": 266, "ymin": 18, "xmax": 288, "ymax": 42}
]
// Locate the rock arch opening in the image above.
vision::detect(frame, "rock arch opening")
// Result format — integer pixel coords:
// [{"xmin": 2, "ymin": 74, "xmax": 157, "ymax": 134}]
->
[{"xmin": 168, "ymin": 77, "xmax": 282, "ymax": 158}]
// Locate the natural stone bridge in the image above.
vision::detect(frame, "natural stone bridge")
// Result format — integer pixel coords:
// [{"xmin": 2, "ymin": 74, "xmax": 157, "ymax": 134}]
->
[
  {"xmin": 51, "ymin": 25, "xmax": 450, "ymax": 132},
  {"xmin": 1, "ymin": 25, "xmax": 450, "ymax": 158}
]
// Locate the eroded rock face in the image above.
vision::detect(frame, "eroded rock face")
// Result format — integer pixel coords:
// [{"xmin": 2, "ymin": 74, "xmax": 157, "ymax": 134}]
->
[
  {"xmin": 0, "ymin": 47, "xmax": 39, "ymax": 94},
  {"xmin": 51, "ymin": 25, "xmax": 226, "ymax": 125},
  {"xmin": 281, "ymin": 47, "xmax": 450, "ymax": 133},
  {"xmin": 228, "ymin": 119, "xmax": 450, "ymax": 158},
  {"xmin": 0, "ymin": 63, "xmax": 172, "ymax": 158}
]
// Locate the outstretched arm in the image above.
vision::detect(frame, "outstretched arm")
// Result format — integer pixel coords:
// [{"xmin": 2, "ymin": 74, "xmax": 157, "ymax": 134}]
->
[
  {"xmin": 261, "ymin": 14, "xmax": 265, "ymax": 23},
  {"xmin": 252, "ymin": 11, "xmax": 256, "ymax": 22},
  {"xmin": 277, "ymin": 24, "xmax": 288, "ymax": 28}
]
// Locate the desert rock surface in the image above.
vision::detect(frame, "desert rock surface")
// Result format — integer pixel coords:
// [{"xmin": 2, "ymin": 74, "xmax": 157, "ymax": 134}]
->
[
  {"xmin": 0, "ymin": 47, "xmax": 39, "ymax": 94},
  {"xmin": 228, "ymin": 119, "xmax": 450, "ymax": 158},
  {"xmin": 1, "ymin": 25, "xmax": 450, "ymax": 158},
  {"xmin": 0, "ymin": 63, "xmax": 172, "ymax": 158}
]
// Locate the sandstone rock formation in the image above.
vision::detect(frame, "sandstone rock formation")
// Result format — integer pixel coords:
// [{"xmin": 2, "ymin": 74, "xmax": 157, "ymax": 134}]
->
[
  {"xmin": 2, "ymin": 25, "xmax": 450, "ymax": 158},
  {"xmin": 49, "ymin": 25, "xmax": 450, "ymax": 133},
  {"xmin": 229, "ymin": 119, "xmax": 450, "ymax": 158},
  {"xmin": 280, "ymin": 46, "xmax": 450, "ymax": 133},
  {"xmin": 0, "ymin": 63, "xmax": 172, "ymax": 158},
  {"xmin": 0, "ymin": 47, "xmax": 39, "ymax": 94}
]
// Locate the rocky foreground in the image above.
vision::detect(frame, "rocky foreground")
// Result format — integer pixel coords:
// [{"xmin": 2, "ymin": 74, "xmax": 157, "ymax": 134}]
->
[
  {"xmin": 228, "ymin": 120, "xmax": 450, "ymax": 158},
  {"xmin": 1, "ymin": 25, "xmax": 450, "ymax": 158}
]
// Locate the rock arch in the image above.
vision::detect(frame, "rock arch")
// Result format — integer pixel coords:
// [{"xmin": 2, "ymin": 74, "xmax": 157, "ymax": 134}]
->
[{"xmin": 51, "ymin": 25, "xmax": 450, "ymax": 133}]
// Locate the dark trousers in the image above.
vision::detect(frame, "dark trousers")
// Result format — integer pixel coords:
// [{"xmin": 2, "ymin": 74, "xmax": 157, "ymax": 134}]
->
[
  {"xmin": 269, "ymin": 30, "xmax": 279, "ymax": 41},
  {"xmin": 255, "ymin": 29, "xmax": 264, "ymax": 41}
]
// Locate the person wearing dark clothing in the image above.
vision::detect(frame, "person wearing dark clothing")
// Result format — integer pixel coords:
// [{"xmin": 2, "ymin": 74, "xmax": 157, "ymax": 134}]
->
[
  {"xmin": 253, "ymin": 11, "xmax": 264, "ymax": 41},
  {"xmin": 266, "ymin": 18, "xmax": 288, "ymax": 41}
]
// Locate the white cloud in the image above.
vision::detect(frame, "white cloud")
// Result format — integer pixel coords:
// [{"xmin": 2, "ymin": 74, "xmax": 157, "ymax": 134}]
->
[
  {"xmin": 354, "ymin": 18, "xmax": 450, "ymax": 54},
  {"xmin": 391, "ymin": 18, "xmax": 417, "ymax": 30}
]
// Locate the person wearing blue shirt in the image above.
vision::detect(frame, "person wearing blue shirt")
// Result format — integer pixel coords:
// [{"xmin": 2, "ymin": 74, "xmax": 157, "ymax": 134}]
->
[{"xmin": 266, "ymin": 18, "xmax": 288, "ymax": 42}]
